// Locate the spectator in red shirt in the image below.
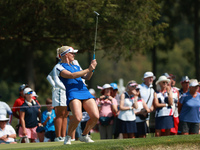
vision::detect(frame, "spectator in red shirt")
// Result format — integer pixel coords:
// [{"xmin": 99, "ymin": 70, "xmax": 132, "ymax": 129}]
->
[
  {"xmin": 12, "ymin": 84, "xmax": 28, "ymax": 135},
  {"xmin": 12, "ymin": 84, "xmax": 28, "ymax": 120}
]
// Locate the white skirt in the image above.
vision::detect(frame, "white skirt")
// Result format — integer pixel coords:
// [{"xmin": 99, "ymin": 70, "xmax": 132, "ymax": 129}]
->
[{"xmin": 52, "ymin": 87, "xmax": 67, "ymax": 107}]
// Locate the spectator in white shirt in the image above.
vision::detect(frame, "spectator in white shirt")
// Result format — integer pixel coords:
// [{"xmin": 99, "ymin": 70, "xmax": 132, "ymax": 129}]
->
[
  {"xmin": 138, "ymin": 72, "xmax": 155, "ymax": 132},
  {"xmin": 0, "ymin": 115, "xmax": 16, "ymax": 144}
]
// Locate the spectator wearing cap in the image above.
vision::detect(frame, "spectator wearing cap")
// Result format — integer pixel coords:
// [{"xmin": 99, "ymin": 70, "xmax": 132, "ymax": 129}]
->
[
  {"xmin": 110, "ymin": 83, "xmax": 121, "ymax": 139},
  {"xmin": 12, "ymin": 84, "xmax": 29, "ymax": 137},
  {"xmin": 19, "ymin": 87, "xmax": 41, "ymax": 143},
  {"xmin": 12, "ymin": 84, "xmax": 28, "ymax": 123},
  {"xmin": 199, "ymin": 82, "xmax": 200, "ymax": 93},
  {"xmin": 154, "ymin": 76, "xmax": 174, "ymax": 137},
  {"xmin": 118, "ymin": 81, "xmax": 139, "ymax": 138},
  {"xmin": 0, "ymin": 115, "xmax": 16, "ymax": 144},
  {"xmin": 179, "ymin": 76, "xmax": 190, "ymax": 98},
  {"xmin": 178, "ymin": 79, "xmax": 200, "ymax": 135},
  {"xmin": 96, "ymin": 84, "xmax": 118, "ymax": 139},
  {"xmin": 58, "ymin": 46, "xmax": 99, "ymax": 144},
  {"xmin": 138, "ymin": 72, "xmax": 155, "ymax": 132}
]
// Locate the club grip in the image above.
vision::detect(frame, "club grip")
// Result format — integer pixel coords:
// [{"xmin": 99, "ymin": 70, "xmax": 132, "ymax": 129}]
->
[{"xmin": 92, "ymin": 54, "xmax": 95, "ymax": 72}]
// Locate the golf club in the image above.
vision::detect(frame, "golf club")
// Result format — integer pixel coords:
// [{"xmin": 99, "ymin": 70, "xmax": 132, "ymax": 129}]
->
[{"xmin": 93, "ymin": 11, "xmax": 99, "ymax": 72}]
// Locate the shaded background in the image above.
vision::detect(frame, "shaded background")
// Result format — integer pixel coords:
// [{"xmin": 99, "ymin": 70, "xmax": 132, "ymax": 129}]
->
[{"xmin": 0, "ymin": 0, "xmax": 199, "ymax": 108}]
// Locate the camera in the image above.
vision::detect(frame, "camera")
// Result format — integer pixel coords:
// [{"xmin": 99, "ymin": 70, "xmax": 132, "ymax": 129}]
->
[{"xmin": 104, "ymin": 96, "xmax": 109, "ymax": 99}]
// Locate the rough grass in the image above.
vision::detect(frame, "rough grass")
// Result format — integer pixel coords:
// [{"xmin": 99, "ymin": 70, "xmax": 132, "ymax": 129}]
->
[{"xmin": 1, "ymin": 134, "xmax": 200, "ymax": 150}]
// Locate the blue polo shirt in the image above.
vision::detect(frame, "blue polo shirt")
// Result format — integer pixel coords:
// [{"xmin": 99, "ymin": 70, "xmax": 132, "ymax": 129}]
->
[{"xmin": 179, "ymin": 92, "xmax": 200, "ymax": 123}]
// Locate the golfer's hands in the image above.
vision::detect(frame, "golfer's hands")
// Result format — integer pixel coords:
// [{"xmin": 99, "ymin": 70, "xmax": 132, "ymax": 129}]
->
[{"xmin": 89, "ymin": 59, "xmax": 97, "ymax": 71}]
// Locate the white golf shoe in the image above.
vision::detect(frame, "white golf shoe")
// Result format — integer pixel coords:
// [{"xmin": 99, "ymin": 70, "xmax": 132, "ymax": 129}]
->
[
  {"xmin": 79, "ymin": 134, "xmax": 94, "ymax": 143},
  {"xmin": 64, "ymin": 135, "xmax": 71, "ymax": 145}
]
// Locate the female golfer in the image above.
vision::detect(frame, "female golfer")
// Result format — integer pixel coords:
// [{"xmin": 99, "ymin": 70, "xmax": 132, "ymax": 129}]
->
[{"xmin": 58, "ymin": 46, "xmax": 99, "ymax": 145}]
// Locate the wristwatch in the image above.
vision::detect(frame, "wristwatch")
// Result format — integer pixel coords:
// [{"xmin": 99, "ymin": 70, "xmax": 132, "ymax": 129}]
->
[{"xmin": 7, "ymin": 134, "xmax": 9, "ymax": 138}]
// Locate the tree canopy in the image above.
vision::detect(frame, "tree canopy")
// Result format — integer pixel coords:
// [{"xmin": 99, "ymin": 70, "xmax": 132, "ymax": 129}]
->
[{"xmin": 0, "ymin": 0, "xmax": 198, "ymax": 105}]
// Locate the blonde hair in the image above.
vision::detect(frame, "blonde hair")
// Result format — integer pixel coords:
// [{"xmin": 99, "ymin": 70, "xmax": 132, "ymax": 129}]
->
[
  {"xmin": 57, "ymin": 46, "xmax": 71, "ymax": 57},
  {"xmin": 125, "ymin": 80, "xmax": 137, "ymax": 92},
  {"xmin": 56, "ymin": 48, "xmax": 60, "ymax": 58}
]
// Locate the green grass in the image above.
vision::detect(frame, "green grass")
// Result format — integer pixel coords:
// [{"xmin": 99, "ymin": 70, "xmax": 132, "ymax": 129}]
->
[{"xmin": 1, "ymin": 133, "xmax": 200, "ymax": 150}]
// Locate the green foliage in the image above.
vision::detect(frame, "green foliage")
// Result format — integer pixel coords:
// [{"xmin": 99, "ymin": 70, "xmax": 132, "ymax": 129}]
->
[{"xmin": 0, "ymin": 0, "xmax": 166, "ymax": 103}]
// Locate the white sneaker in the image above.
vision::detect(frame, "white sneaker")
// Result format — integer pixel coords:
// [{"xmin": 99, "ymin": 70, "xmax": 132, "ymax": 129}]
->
[
  {"xmin": 79, "ymin": 134, "xmax": 94, "ymax": 143},
  {"xmin": 54, "ymin": 137, "xmax": 64, "ymax": 142},
  {"xmin": 61, "ymin": 137, "xmax": 65, "ymax": 141},
  {"xmin": 44, "ymin": 137, "xmax": 50, "ymax": 142},
  {"xmin": 64, "ymin": 135, "xmax": 71, "ymax": 145},
  {"xmin": 71, "ymin": 139, "xmax": 75, "ymax": 141},
  {"xmin": 35, "ymin": 138, "xmax": 40, "ymax": 143}
]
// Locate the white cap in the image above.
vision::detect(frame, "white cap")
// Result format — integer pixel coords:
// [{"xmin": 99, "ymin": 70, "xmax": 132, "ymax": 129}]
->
[
  {"xmin": 189, "ymin": 79, "xmax": 199, "ymax": 87},
  {"xmin": 23, "ymin": 87, "xmax": 33, "ymax": 95},
  {"xmin": 32, "ymin": 91, "xmax": 38, "ymax": 97},
  {"xmin": 181, "ymin": 76, "xmax": 190, "ymax": 83},
  {"xmin": 0, "ymin": 115, "xmax": 9, "ymax": 121},
  {"xmin": 143, "ymin": 72, "xmax": 156, "ymax": 80},
  {"xmin": 97, "ymin": 84, "xmax": 113, "ymax": 90},
  {"xmin": 156, "ymin": 76, "xmax": 170, "ymax": 85}
]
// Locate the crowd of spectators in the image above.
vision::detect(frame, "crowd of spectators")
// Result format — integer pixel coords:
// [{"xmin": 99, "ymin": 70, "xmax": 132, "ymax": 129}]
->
[{"xmin": 0, "ymin": 71, "xmax": 199, "ymax": 144}]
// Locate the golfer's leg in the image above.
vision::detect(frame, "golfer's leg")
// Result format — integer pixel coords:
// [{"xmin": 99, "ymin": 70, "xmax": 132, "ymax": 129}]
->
[
  {"xmin": 67, "ymin": 99, "xmax": 82, "ymax": 136},
  {"xmin": 82, "ymin": 98, "xmax": 99, "ymax": 135}
]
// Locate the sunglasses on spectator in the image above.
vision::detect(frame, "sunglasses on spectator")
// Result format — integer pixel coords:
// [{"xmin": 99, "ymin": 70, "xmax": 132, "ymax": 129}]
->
[
  {"xmin": 26, "ymin": 91, "xmax": 33, "ymax": 95},
  {"xmin": 162, "ymin": 82, "xmax": 168, "ymax": 84}
]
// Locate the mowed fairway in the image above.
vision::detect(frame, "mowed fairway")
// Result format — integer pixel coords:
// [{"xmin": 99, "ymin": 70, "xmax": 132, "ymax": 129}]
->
[{"xmin": 1, "ymin": 134, "xmax": 200, "ymax": 150}]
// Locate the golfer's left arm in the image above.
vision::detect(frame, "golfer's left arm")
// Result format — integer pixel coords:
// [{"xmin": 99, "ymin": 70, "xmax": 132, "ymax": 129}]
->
[{"xmin": 82, "ymin": 59, "xmax": 97, "ymax": 80}]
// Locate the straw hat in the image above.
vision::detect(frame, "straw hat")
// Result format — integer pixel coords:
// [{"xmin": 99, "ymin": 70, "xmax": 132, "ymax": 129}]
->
[{"xmin": 156, "ymin": 76, "xmax": 170, "ymax": 85}]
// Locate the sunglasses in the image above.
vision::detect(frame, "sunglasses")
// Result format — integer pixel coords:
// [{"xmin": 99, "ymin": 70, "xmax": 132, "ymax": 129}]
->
[
  {"xmin": 162, "ymin": 82, "xmax": 168, "ymax": 84},
  {"xmin": 26, "ymin": 91, "xmax": 33, "ymax": 95}
]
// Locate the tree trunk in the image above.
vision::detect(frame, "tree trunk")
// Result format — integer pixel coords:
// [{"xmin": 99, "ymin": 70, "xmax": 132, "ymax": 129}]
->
[
  {"xmin": 152, "ymin": 46, "xmax": 156, "ymax": 88},
  {"xmin": 26, "ymin": 45, "xmax": 35, "ymax": 90},
  {"xmin": 194, "ymin": 0, "xmax": 199, "ymax": 80}
]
